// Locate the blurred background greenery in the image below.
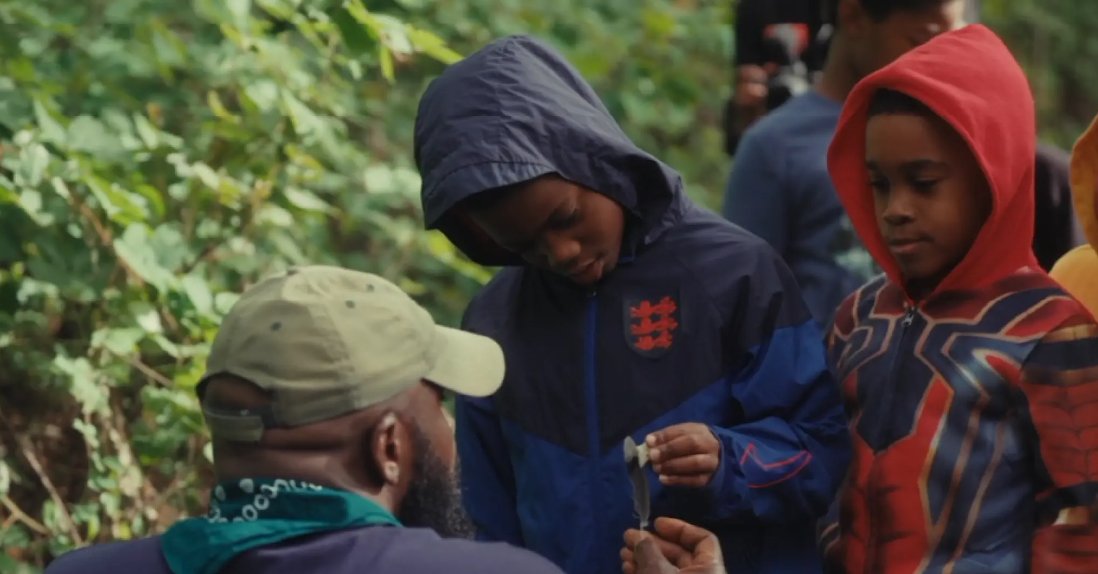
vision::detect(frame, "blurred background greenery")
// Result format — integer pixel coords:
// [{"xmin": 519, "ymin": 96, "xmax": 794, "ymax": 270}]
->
[{"xmin": 1, "ymin": 0, "xmax": 1095, "ymax": 570}]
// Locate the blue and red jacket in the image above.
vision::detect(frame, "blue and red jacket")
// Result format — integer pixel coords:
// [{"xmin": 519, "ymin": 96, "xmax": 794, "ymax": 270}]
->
[
  {"xmin": 823, "ymin": 26, "xmax": 1098, "ymax": 573},
  {"xmin": 415, "ymin": 35, "xmax": 851, "ymax": 574}
]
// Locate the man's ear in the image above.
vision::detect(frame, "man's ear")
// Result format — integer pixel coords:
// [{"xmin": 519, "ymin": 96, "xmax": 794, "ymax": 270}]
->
[{"xmin": 369, "ymin": 412, "xmax": 407, "ymax": 487}]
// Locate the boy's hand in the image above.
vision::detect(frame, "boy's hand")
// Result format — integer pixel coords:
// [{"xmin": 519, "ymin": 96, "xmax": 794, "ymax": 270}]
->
[
  {"xmin": 646, "ymin": 424, "xmax": 721, "ymax": 487},
  {"xmin": 621, "ymin": 517, "xmax": 726, "ymax": 574}
]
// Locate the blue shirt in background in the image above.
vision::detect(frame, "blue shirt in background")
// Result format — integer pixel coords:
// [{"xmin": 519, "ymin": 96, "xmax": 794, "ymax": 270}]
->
[{"xmin": 723, "ymin": 91, "xmax": 877, "ymax": 325}]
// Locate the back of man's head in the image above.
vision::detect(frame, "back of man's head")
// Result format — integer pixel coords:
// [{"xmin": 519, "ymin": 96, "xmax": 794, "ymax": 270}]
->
[
  {"xmin": 827, "ymin": 0, "xmax": 962, "ymax": 24},
  {"xmin": 197, "ymin": 265, "xmax": 504, "ymax": 536},
  {"xmin": 826, "ymin": 0, "xmax": 966, "ymax": 82}
]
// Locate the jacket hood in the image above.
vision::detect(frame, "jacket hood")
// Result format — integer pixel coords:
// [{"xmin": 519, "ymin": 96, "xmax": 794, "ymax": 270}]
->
[
  {"xmin": 1048, "ymin": 112, "xmax": 1098, "ymax": 318},
  {"xmin": 1072, "ymin": 113, "xmax": 1098, "ymax": 251},
  {"xmin": 828, "ymin": 25, "xmax": 1038, "ymax": 299},
  {"xmin": 414, "ymin": 35, "xmax": 684, "ymax": 266}
]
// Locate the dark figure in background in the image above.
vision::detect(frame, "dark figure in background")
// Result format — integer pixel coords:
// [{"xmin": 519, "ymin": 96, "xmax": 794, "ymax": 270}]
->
[
  {"xmin": 724, "ymin": 0, "xmax": 983, "ymax": 155},
  {"xmin": 726, "ymin": 0, "xmax": 1080, "ymax": 272},
  {"xmin": 723, "ymin": 0, "xmax": 968, "ymax": 325},
  {"xmin": 1033, "ymin": 143, "xmax": 1085, "ymax": 269},
  {"xmin": 725, "ymin": 0, "xmax": 830, "ymax": 155}
]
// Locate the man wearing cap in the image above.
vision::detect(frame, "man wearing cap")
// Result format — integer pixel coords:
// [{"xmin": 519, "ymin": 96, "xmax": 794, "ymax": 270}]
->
[{"xmin": 45, "ymin": 265, "xmax": 728, "ymax": 574}]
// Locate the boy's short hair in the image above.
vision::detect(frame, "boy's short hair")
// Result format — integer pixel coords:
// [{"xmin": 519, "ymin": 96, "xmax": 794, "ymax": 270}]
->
[
  {"xmin": 867, "ymin": 88, "xmax": 937, "ymax": 118},
  {"xmin": 827, "ymin": 0, "xmax": 952, "ymax": 25}
]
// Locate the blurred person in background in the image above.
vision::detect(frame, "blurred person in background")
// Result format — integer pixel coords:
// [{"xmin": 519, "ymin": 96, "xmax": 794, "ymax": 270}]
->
[
  {"xmin": 725, "ymin": 0, "xmax": 1081, "ymax": 291},
  {"xmin": 724, "ymin": 0, "xmax": 982, "ymax": 154},
  {"xmin": 722, "ymin": 0, "xmax": 968, "ymax": 325},
  {"xmin": 724, "ymin": 0, "xmax": 831, "ymax": 155}
]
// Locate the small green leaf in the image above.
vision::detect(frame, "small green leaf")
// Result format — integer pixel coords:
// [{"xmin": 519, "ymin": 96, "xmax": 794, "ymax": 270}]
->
[
  {"xmin": 17, "ymin": 188, "xmax": 52, "ymax": 226},
  {"xmin": 0, "ymin": 460, "xmax": 10, "ymax": 497},
  {"xmin": 227, "ymin": 0, "xmax": 252, "ymax": 23},
  {"xmin": 191, "ymin": 163, "xmax": 221, "ymax": 190},
  {"xmin": 85, "ymin": 177, "xmax": 149, "ymax": 225},
  {"xmin": 153, "ymin": 334, "xmax": 180, "ymax": 358},
  {"xmin": 130, "ymin": 301, "xmax": 164, "ymax": 334},
  {"xmin": 214, "ymin": 291, "xmax": 241, "ymax": 315},
  {"xmin": 333, "ymin": 8, "xmax": 373, "ymax": 55},
  {"xmin": 33, "ymin": 99, "xmax": 68, "ymax": 144},
  {"xmin": 243, "ymin": 79, "xmax": 280, "ymax": 112},
  {"xmin": 68, "ymin": 115, "xmax": 124, "ymax": 158},
  {"xmin": 378, "ymin": 45, "xmax": 395, "ymax": 82},
  {"xmin": 91, "ymin": 327, "xmax": 145, "ymax": 355},
  {"xmin": 408, "ymin": 27, "xmax": 462, "ymax": 64},
  {"xmin": 133, "ymin": 113, "xmax": 161, "ymax": 149},
  {"xmin": 207, "ymin": 91, "xmax": 239, "ymax": 122},
  {"xmin": 114, "ymin": 224, "xmax": 177, "ymax": 290},
  {"xmin": 281, "ymin": 92, "xmax": 324, "ymax": 135},
  {"xmin": 182, "ymin": 275, "xmax": 214, "ymax": 316},
  {"xmin": 54, "ymin": 354, "xmax": 108, "ymax": 415},
  {"xmin": 283, "ymin": 187, "xmax": 332, "ymax": 212},
  {"xmin": 17, "ymin": 142, "xmax": 51, "ymax": 187}
]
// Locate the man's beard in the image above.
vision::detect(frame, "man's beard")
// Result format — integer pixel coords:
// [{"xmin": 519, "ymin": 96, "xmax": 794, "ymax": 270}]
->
[{"xmin": 397, "ymin": 427, "xmax": 476, "ymax": 539}]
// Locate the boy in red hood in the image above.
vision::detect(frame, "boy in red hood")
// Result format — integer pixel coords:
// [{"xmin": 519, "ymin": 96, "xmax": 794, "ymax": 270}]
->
[{"xmin": 823, "ymin": 25, "xmax": 1098, "ymax": 573}]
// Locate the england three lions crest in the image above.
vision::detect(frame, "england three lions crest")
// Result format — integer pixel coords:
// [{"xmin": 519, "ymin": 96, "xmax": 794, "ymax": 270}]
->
[{"xmin": 624, "ymin": 294, "xmax": 680, "ymax": 358}]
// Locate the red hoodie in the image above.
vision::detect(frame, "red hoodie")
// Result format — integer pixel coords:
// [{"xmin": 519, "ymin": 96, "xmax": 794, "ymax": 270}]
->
[{"xmin": 824, "ymin": 25, "xmax": 1098, "ymax": 573}]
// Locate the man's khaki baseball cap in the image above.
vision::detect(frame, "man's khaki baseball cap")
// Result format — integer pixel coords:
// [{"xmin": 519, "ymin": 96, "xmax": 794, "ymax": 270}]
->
[{"xmin": 199, "ymin": 265, "xmax": 504, "ymax": 442}]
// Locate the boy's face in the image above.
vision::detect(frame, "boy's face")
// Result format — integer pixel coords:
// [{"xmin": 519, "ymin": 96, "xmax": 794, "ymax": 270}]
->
[
  {"xmin": 467, "ymin": 175, "xmax": 625, "ymax": 286},
  {"xmin": 848, "ymin": 0, "xmax": 966, "ymax": 79},
  {"xmin": 866, "ymin": 111, "xmax": 991, "ymax": 296}
]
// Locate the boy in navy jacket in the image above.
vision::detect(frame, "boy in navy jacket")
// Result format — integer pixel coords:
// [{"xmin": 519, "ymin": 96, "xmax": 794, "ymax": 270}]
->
[{"xmin": 415, "ymin": 36, "xmax": 851, "ymax": 574}]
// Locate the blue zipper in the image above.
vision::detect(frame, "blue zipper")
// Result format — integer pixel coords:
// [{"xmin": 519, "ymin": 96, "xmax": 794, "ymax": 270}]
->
[
  {"xmin": 867, "ymin": 304, "xmax": 917, "ymax": 570},
  {"xmin": 584, "ymin": 291, "xmax": 601, "ymax": 551}
]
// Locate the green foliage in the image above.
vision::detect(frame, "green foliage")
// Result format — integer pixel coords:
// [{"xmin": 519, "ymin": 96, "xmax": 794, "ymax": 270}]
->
[
  {"xmin": 0, "ymin": 0, "xmax": 480, "ymax": 568},
  {"xmin": 984, "ymin": 0, "xmax": 1098, "ymax": 147}
]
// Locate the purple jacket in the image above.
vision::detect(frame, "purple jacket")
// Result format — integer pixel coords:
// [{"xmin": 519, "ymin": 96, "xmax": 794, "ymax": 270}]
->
[{"xmin": 45, "ymin": 526, "xmax": 562, "ymax": 574}]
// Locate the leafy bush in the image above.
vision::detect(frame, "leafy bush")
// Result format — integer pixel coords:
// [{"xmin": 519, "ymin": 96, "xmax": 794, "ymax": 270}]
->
[{"xmin": 0, "ymin": 0, "xmax": 481, "ymax": 569}]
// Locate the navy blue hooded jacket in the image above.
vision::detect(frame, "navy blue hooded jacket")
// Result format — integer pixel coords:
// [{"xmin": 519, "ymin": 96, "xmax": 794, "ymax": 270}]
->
[{"xmin": 415, "ymin": 36, "xmax": 851, "ymax": 574}]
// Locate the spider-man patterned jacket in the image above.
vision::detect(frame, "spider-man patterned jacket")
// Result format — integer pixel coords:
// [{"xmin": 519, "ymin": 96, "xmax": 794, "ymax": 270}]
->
[{"xmin": 822, "ymin": 25, "xmax": 1098, "ymax": 573}]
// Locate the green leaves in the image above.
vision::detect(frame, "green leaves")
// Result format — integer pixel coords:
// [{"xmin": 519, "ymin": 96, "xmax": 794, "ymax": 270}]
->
[
  {"xmin": 0, "ymin": 2, "xmax": 482, "ymax": 566},
  {"xmin": 113, "ymin": 224, "xmax": 177, "ymax": 291},
  {"xmin": 53, "ymin": 354, "xmax": 108, "ymax": 415}
]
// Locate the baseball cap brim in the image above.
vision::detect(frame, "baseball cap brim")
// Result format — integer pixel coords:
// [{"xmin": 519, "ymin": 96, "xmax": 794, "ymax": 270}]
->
[{"xmin": 424, "ymin": 326, "xmax": 505, "ymax": 397}]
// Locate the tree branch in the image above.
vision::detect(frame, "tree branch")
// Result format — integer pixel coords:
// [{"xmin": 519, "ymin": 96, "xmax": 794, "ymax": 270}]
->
[
  {"xmin": 1, "ymin": 495, "xmax": 50, "ymax": 535},
  {"xmin": 14, "ymin": 435, "xmax": 83, "ymax": 545}
]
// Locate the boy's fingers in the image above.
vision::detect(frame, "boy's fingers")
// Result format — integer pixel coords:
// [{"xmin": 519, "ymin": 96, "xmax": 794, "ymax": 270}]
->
[
  {"xmin": 658, "ymin": 474, "xmax": 713, "ymax": 488},
  {"xmin": 649, "ymin": 535, "xmax": 691, "ymax": 565},
  {"xmin": 652, "ymin": 518, "xmax": 723, "ymax": 568},
  {"xmin": 633, "ymin": 537, "xmax": 676, "ymax": 574},
  {"xmin": 624, "ymin": 528, "xmax": 648, "ymax": 549},
  {"xmin": 646, "ymin": 423, "xmax": 699, "ymax": 448},
  {"xmin": 653, "ymin": 517, "xmax": 715, "ymax": 551},
  {"xmin": 653, "ymin": 453, "xmax": 719, "ymax": 476},
  {"xmin": 648, "ymin": 429, "xmax": 719, "ymax": 463},
  {"xmin": 620, "ymin": 547, "xmax": 636, "ymax": 574}
]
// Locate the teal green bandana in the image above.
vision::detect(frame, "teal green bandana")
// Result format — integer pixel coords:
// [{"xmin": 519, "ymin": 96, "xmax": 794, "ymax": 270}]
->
[{"xmin": 161, "ymin": 478, "xmax": 401, "ymax": 574}]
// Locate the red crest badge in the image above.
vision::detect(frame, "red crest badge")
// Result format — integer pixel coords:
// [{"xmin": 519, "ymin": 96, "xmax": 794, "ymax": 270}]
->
[{"xmin": 624, "ymin": 295, "xmax": 680, "ymax": 358}]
